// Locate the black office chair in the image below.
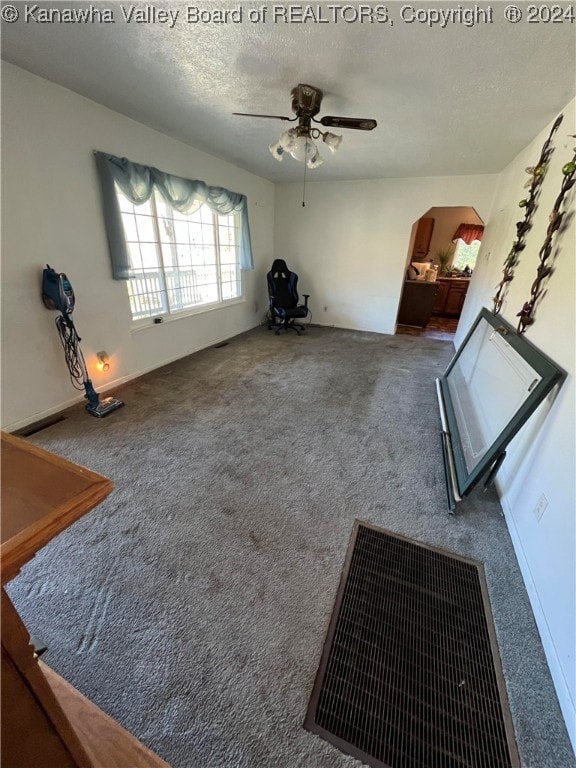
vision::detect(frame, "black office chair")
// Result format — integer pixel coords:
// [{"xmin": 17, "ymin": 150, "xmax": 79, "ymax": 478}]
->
[{"xmin": 267, "ymin": 259, "xmax": 310, "ymax": 336}]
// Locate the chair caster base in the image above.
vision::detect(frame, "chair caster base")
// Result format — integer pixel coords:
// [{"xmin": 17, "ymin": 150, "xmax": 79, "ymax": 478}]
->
[{"xmin": 275, "ymin": 326, "xmax": 304, "ymax": 335}]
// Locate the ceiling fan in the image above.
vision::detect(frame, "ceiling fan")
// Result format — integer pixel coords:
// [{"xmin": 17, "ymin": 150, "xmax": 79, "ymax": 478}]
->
[{"xmin": 233, "ymin": 83, "xmax": 377, "ymax": 169}]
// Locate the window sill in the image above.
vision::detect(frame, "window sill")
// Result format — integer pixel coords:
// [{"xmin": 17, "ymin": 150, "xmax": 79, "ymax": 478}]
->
[{"xmin": 130, "ymin": 297, "xmax": 245, "ymax": 333}]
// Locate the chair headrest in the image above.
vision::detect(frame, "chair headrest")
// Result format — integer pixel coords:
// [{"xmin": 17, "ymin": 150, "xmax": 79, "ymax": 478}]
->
[{"xmin": 270, "ymin": 259, "xmax": 290, "ymax": 275}]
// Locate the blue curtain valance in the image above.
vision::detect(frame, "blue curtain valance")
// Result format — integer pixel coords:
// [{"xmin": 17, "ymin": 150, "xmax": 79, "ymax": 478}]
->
[{"xmin": 95, "ymin": 151, "xmax": 254, "ymax": 278}]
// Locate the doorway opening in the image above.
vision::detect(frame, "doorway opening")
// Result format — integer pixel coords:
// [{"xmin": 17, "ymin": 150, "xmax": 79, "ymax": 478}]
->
[{"xmin": 395, "ymin": 205, "xmax": 485, "ymax": 342}]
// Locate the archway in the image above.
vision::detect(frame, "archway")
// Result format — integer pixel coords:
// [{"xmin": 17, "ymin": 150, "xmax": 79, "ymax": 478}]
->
[{"xmin": 395, "ymin": 205, "xmax": 485, "ymax": 341}]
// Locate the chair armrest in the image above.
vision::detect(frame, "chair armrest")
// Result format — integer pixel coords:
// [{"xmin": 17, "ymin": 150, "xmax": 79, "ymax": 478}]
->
[{"xmin": 303, "ymin": 294, "xmax": 310, "ymax": 308}]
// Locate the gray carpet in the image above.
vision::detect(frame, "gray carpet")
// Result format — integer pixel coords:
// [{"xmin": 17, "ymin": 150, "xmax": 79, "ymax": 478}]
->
[{"xmin": 7, "ymin": 326, "xmax": 574, "ymax": 768}]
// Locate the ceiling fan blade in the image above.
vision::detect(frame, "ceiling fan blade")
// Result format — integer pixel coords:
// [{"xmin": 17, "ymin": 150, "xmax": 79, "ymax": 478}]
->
[
  {"xmin": 318, "ymin": 116, "xmax": 377, "ymax": 131},
  {"xmin": 233, "ymin": 112, "xmax": 295, "ymax": 122}
]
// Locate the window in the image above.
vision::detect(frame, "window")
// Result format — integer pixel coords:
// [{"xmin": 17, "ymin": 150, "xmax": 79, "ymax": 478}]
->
[
  {"xmin": 452, "ymin": 238, "xmax": 481, "ymax": 272},
  {"xmin": 116, "ymin": 188, "xmax": 241, "ymax": 321}
]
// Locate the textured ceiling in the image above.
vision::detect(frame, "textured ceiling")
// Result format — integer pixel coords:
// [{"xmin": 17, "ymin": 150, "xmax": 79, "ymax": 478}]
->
[{"xmin": 2, "ymin": 1, "xmax": 575, "ymax": 182}]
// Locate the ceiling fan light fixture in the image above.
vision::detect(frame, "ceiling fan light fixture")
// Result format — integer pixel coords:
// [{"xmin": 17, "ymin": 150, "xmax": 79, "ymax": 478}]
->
[
  {"xmin": 234, "ymin": 83, "xmax": 377, "ymax": 173},
  {"xmin": 323, "ymin": 131, "xmax": 342, "ymax": 154},
  {"xmin": 279, "ymin": 129, "xmax": 297, "ymax": 149},
  {"xmin": 269, "ymin": 141, "xmax": 284, "ymax": 162},
  {"xmin": 288, "ymin": 135, "xmax": 316, "ymax": 163},
  {"xmin": 307, "ymin": 150, "xmax": 324, "ymax": 170}
]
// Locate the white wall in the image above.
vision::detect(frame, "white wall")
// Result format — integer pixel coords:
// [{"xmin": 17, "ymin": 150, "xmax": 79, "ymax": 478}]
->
[
  {"xmin": 1, "ymin": 64, "xmax": 274, "ymax": 430},
  {"xmin": 274, "ymin": 175, "xmax": 497, "ymax": 334},
  {"xmin": 457, "ymin": 101, "xmax": 576, "ymax": 749}
]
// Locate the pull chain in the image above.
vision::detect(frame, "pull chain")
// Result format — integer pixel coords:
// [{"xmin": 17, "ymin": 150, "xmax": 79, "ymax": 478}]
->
[{"xmin": 302, "ymin": 150, "xmax": 308, "ymax": 207}]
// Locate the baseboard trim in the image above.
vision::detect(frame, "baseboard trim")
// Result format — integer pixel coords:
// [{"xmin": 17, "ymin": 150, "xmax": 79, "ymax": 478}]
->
[{"xmin": 2, "ymin": 323, "xmax": 260, "ymax": 433}]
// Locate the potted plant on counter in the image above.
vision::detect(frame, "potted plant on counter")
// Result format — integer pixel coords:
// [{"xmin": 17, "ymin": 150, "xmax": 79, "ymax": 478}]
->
[{"xmin": 436, "ymin": 247, "xmax": 453, "ymax": 276}]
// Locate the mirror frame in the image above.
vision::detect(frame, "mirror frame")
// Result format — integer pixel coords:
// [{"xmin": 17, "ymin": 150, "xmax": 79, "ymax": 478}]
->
[{"xmin": 437, "ymin": 307, "xmax": 566, "ymax": 504}]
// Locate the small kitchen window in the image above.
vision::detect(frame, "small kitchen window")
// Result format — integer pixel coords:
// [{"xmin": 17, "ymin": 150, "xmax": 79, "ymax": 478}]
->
[{"xmin": 452, "ymin": 238, "xmax": 481, "ymax": 272}]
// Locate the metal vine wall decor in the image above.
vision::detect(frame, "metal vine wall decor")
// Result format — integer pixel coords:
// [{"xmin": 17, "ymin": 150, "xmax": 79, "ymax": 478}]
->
[
  {"xmin": 492, "ymin": 114, "xmax": 564, "ymax": 315},
  {"xmin": 516, "ymin": 145, "xmax": 576, "ymax": 334}
]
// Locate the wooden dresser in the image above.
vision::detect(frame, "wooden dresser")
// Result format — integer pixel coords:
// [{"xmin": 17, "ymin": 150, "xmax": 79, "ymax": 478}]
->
[{"xmin": 1, "ymin": 432, "xmax": 170, "ymax": 768}]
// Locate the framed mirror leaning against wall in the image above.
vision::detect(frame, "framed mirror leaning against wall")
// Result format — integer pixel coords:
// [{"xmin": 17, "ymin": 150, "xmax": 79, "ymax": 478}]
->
[{"xmin": 436, "ymin": 307, "xmax": 566, "ymax": 512}]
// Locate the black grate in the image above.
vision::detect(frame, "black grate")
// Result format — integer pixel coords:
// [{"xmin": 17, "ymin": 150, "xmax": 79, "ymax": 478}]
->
[{"xmin": 305, "ymin": 521, "xmax": 520, "ymax": 768}]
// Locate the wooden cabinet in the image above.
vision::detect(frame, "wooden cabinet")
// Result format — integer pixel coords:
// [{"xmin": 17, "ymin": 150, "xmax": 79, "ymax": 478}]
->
[
  {"xmin": 445, "ymin": 281, "xmax": 469, "ymax": 315},
  {"xmin": 432, "ymin": 278, "xmax": 470, "ymax": 316},
  {"xmin": 397, "ymin": 281, "xmax": 439, "ymax": 328},
  {"xmin": 1, "ymin": 432, "xmax": 170, "ymax": 768},
  {"xmin": 411, "ymin": 217, "xmax": 435, "ymax": 259},
  {"xmin": 432, "ymin": 281, "xmax": 449, "ymax": 314}
]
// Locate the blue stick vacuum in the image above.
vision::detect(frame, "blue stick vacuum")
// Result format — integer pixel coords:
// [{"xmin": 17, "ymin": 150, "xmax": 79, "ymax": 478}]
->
[{"xmin": 42, "ymin": 265, "xmax": 124, "ymax": 417}]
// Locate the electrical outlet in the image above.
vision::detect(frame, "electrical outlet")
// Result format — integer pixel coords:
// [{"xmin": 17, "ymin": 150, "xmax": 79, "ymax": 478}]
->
[
  {"xmin": 534, "ymin": 493, "xmax": 548, "ymax": 522},
  {"xmin": 323, "ymin": 305, "xmax": 328, "ymax": 312},
  {"xmin": 254, "ymin": 301, "xmax": 259, "ymax": 314}
]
